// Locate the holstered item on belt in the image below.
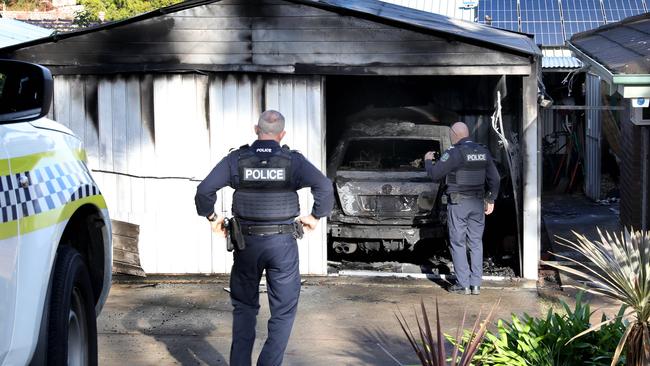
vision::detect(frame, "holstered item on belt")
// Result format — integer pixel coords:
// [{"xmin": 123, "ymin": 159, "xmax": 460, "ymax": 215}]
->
[
  {"xmin": 224, "ymin": 217, "xmax": 246, "ymax": 252},
  {"xmin": 447, "ymin": 192, "xmax": 462, "ymax": 204},
  {"xmin": 293, "ymin": 221, "xmax": 304, "ymax": 240}
]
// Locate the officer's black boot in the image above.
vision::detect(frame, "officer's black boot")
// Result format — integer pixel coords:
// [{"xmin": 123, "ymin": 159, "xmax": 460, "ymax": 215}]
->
[
  {"xmin": 448, "ymin": 284, "xmax": 470, "ymax": 295},
  {"xmin": 470, "ymin": 285, "xmax": 480, "ymax": 295}
]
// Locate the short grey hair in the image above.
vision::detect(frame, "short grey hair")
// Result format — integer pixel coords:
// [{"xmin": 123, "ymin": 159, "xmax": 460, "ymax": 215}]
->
[{"xmin": 257, "ymin": 110, "xmax": 285, "ymax": 135}]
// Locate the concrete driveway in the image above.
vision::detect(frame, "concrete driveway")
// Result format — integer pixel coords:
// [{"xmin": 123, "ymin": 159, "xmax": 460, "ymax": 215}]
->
[{"xmin": 98, "ymin": 276, "xmax": 543, "ymax": 365}]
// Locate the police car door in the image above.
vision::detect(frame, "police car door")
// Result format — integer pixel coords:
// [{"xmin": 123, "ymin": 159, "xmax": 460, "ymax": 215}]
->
[
  {"xmin": 0, "ymin": 123, "xmax": 20, "ymax": 359},
  {"xmin": 2, "ymin": 119, "xmax": 66, "ymax": 361}
]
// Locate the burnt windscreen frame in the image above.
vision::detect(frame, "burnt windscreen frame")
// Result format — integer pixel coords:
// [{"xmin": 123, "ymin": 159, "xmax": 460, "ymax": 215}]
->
[{"xmin": 340, "ymin": 138, "xmax": 440, "ymax": 171}]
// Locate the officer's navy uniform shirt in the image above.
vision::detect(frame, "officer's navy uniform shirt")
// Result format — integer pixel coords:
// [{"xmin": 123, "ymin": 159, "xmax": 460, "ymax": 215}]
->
[
  {"xmin": 195, "ymin": 139, "xmax": 334, "ymax": 224},
  {"xmin": 424, "ymin": 137, "xmax": 500, "ymax": 202}
]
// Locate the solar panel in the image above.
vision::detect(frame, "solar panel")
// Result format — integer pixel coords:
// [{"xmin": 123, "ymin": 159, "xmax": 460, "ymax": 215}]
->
[
  {"xmin": 601, "ymin": 0, "xmax": 646, "ymax": 23},
  {"xmin": 562, "ymin": 0, "xmax": 605, "ymax": 39},
  {"xmin": 519, "ymin": 0, "xmax": 565, "ymax": 45},
  {"xmin": 477, "ymin": 0, "xmax": 520, "ymax": 32},
  {"xmin": 477, "ymin": 0, "xmax": 646, "ymax": 44}
]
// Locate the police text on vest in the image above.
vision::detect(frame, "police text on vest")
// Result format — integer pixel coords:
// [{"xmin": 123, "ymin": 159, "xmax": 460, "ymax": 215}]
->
[
  {"xmin": 256, "ymin": 148, "xmax": 273, "ymax": 153},
  {"xmin": 466, "ymin": 154, "xmax": 486, "ymax": 161},
  {"xmin": 243, "ymin": 168, "xmax": 286, "ymax": 181}
]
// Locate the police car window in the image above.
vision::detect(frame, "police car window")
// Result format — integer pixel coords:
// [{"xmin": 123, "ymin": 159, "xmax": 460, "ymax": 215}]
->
[{"xmin": 341, "ymin": 139, "xmax": 440, "ymax": 171}]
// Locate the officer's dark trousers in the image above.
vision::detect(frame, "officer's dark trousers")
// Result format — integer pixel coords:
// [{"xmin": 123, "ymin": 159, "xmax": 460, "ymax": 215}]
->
[
  {"xmin": 229, "ymin": 233, "xmax": 301, "ymax": 366},
  {"xmin": 447, "ymin": 198, "xmax": 485, "ymax": 288}
]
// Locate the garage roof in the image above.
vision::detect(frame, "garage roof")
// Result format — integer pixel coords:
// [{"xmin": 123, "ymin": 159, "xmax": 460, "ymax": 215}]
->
[
  {"xmin": 569, "ymin": 12, "xmax": 650, "ymax": 78},
  {"xmin": 541, "ymin": 48, "xmax": 583, "ymax": 70},
  {"xmin": 379, "ymin": 0, "xmax": 476, "ymax": 22},
  {"xmin": 299, "ymin": 0, "xmax": 540, "ymax": 55},
  {"xmin": 0, "ymin": 0, "xmax": 540, "ymax": 57}
]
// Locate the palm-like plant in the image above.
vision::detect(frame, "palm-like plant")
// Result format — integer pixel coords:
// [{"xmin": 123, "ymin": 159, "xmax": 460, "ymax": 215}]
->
[
  {"xmin": 392, "ymin": 298, "xmax": 498, "ymax": 366},
  {"xmin": 544, "ymin": 229, "xmax": 650, "ymax": 366}
]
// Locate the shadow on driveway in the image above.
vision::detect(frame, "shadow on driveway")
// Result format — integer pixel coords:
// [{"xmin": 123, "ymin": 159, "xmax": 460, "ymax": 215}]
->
[{"xmin": 120, "ymin": 290, "xmax": 228, "ymax": 365}]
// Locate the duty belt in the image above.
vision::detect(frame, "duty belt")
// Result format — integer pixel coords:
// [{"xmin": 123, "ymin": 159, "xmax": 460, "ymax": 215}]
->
[
  {"xmin": 241, "ymin": 224, "xmax": 296, "ymax": 236},
  {"xmin": 446, "ymin": 192, "xmax": 484, "ymax": 204}
]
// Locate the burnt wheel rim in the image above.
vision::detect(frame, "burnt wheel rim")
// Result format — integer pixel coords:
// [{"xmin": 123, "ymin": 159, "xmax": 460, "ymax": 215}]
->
[{"xmin": 68, "ymin": 287, "xmax": 88, "ymax": 366}]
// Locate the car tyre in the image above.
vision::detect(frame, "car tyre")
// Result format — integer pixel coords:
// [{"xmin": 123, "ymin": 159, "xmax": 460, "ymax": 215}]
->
[{"xmin": 47, "ymin": 246, "xmax": 98, "ymax": 366}]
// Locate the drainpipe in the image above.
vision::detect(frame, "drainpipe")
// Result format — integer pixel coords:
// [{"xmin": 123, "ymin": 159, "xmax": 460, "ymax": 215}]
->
[{"xmin": 643, "ymin": 126, "xmax": 649, "ymax": 231}]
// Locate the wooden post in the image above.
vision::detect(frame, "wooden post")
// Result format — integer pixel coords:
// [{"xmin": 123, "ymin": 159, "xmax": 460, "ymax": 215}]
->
[{"xmin": 522, "ymin": 61, "xmax": 541, "ymax": 280}]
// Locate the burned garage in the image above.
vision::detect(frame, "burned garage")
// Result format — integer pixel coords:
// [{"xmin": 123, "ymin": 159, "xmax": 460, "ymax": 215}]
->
[
  {"xmin": 0, "ymin": 0, "xmax": 542, "ymax": 279},
  {"xmin": 324, "ymin": 75, "xmax": 525, "ymax": 274}
]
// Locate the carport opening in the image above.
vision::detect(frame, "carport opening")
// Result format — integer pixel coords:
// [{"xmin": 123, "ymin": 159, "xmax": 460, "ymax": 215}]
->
[
  {"xmin": 325, "ymin": 75, "xmax": 523, "ymax": 277},
  {"xmin": 540, "ymin": 72, "xmax": 621, "ymax": 194},
  {"xmin": 539, "ymin": 70, "xmax": 622, "ymax": 268}
]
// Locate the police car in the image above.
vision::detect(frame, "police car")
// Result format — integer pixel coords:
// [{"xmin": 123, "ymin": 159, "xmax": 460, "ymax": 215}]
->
[{"xmin": 0, "ymin": 60, "xmax": 112, "ymax": 365}]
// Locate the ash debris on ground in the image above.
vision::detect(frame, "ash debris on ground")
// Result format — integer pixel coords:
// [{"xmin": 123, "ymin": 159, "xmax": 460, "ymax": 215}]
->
[
  {"xmin": 328, "ymin": 255, "xmax": 516, "ymax": 278},
  {"xmin": 538, "ymin": 268, "xmax": 562, "ymax": 290},
  {"xmin": 482, "ymin": 257, "xmax": 516, "ymax": 277}
]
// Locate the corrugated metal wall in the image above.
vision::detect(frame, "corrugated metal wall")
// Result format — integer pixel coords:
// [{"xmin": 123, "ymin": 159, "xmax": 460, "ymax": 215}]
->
[
  {"xmin": 51, "ymin": 73, "xmax": 327, "ymax": 274},
  {"xmin": 379, "ymin": 0, "xmax": 476, "ymax": 21},
  {"xmin": 540, "ymin": 108, "xmax": 567, "ymax": 156},
  {"xmin": 585, "ymin": 73, "xmax": 602, "ymax": 200}
]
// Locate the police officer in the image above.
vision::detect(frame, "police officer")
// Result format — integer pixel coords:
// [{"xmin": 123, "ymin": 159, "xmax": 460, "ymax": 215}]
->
[
  {"xmin": 194, "ymin": 110, "xmax": 334, "ymax": 366},
  {"xmin": 424, "ymin": 122, "xmax": 500, "ymax": 295}
]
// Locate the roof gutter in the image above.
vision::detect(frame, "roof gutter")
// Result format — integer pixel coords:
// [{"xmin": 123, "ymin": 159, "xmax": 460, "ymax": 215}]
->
[
  {"xmin": 568, "ymin": 41, "xmax": 650, "ymax": 98},
  {"xmin": 567, "ymin": 41, "xmax": 614, "ymax": 88},
  {"xmin": 612, "ymin": 75, "xmax": 650, "ymax": 85}
]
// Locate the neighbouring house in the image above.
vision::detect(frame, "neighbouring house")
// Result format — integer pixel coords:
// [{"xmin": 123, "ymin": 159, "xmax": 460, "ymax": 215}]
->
[
  {"xmin": 1, "ymin": 0, "xmax": 81, "ymax": 33},
  {"xmin": 0, "ymin": 17, "xmax": 52, "ymax": 48},
  {"xmin": 569, "ymin": 12, "xmax": 650, "ymax": 231}
]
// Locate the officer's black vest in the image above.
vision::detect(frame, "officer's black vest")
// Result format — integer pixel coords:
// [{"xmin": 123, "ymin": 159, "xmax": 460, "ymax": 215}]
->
[
  {"xmin": 446, "ymin": 142, "xmax": 489, "ymax": 190},
  {"xmin": 231, "ymin": 145, "xmax": 300, "ymax": 221}
]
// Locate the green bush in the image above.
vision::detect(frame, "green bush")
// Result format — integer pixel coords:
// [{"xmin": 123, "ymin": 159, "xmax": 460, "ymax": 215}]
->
[
  {"xmin": 75, "ymin": 0, "xmax": 183, "ymax": 23},
  {"xmin": 545, "ymin": 229, "xmax": 650, "ymax": 366},
  {"xmin": 451, "ymin": 292, "xmax": 626, "ymax": 365}
]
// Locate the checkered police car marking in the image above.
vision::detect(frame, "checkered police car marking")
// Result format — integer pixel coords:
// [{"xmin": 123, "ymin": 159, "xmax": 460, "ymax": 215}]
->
[{"xmin": 0, "ymin": 159, "xmax": 100, "ymax": 224}]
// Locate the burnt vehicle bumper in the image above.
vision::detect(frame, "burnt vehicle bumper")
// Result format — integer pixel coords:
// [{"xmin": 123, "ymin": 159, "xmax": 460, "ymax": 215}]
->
[{"xmin": 329, "ymin": 223, "xmax": 446, "ymax": 253}]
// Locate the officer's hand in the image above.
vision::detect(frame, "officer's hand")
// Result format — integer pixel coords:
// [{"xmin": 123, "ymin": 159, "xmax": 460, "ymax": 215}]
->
[
  {"xmin": 424, "ymin": 151, "xmax": 436, "ymax": 161},
  {"xmin": 210, "ymin": 216, "xmax": 226, "ymax": 237},
  {"xmin": 485, "ymin": 202, "xmax": 495, "ymax": 215},
  {"xmin": 299, "ymin": 215, "xmax": 319, "ymax": 232}
]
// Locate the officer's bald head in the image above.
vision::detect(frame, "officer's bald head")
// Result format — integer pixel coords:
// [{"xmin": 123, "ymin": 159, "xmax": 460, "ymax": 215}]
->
[
  {"xmin": 449, "ymin": 122, "xmax": 469, "ymax": 144},
  {"xmin": 257, "ymin": 110, "xmax": 285, "ymax": 137}
]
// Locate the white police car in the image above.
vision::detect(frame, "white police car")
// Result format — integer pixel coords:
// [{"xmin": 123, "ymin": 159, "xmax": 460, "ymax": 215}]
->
[{"xmin": 0, "ymin": 60, "xmax": 112, "ymax": 365}]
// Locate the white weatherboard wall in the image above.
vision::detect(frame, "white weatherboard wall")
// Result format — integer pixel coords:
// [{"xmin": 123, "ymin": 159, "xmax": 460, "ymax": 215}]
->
[{"xmin": 51, "ymin": 73, "xmax": 327, "ymax": 274}]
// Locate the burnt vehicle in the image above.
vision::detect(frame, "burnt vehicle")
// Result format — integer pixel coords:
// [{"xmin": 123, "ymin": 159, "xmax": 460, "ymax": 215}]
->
[{"xmin": 327, "ymin": 106, "xmax": 455, "ymax": 254}]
